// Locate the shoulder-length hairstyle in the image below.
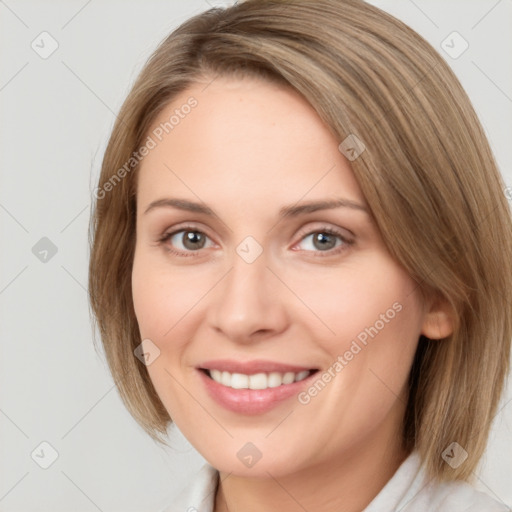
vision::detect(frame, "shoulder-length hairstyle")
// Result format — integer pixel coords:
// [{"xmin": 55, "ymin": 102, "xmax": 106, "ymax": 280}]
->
[{"xmin": 88, "ymin": 0, "xmax": 512, "ymax": 483}]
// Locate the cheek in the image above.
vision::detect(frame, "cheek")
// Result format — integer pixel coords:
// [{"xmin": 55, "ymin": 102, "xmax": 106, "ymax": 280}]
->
[
  {"xmin": 286, "ymin": 255, "xmax": 422, "ymax": 352},
  {"xmin": 131, "ymin": 250, "xmax": 209, "ymax": 343},
  {"xmin": 131, "ymin": 252, "xmax": 202, "ymax": 413},
  {"xmin": 288, "ymin": 262, "xmax": 422, "ymax": 448},
  {"xmin": 289, "ymin": 256, "xmax": 423, "ymax": 420}
]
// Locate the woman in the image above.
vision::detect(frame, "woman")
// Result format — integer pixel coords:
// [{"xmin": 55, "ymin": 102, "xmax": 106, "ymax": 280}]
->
[{"xmin": 88, "ymin": 0, "xmax": 512, "ymax": 510}]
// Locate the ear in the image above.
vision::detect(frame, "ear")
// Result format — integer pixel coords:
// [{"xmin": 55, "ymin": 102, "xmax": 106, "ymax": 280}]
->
[{"xmin": 420, "ymin": 292, "xmax": 454, "ymax": 340}]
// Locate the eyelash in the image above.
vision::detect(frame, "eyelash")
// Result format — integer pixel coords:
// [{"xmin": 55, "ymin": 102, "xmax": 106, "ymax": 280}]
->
[{"xmin": 157, "ymin": 224, "xmax": 354, "ymax": 259}]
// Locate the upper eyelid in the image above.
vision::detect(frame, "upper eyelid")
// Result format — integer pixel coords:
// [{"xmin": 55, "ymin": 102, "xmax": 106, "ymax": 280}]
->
[
  {"xmin": 163, "ymin": 221, "xmax": 351, "ymax": 235},
  {"xmin": 164, "ymin": 223, "xmax": 216, "ymax": 242},
  {"xmin": 298, "ymin": 224, "xmax": 354, "ymax": 239}
]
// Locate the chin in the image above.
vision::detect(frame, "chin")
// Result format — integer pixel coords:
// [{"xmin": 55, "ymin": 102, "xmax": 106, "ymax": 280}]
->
[{"xmin": 200, "ymin": 443, "xmax": 310, "ymax": 478}]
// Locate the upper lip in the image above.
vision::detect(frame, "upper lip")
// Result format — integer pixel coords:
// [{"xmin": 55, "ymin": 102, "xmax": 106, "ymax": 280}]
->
[{"xmin": 198, "ymin": 359, "xmax": 318, "ymax": 374}]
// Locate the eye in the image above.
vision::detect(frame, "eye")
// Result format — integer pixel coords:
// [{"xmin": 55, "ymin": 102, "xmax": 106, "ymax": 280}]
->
[
  {"xmin": 158, "ymin": 226, "xmax": 215, "ymax": 256},
  {"xmin": 294, "ymin": 227, "xmax": 353, "ymax": 256},
  {"xmin": 157, "ymin": 224, "xmax": 354, "ymax": 258}
]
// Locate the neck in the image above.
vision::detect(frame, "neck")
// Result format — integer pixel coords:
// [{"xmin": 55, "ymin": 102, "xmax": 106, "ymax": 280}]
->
[{"xmin": 214, "ymin": 401, "xmax": 410, "ymax": 512}]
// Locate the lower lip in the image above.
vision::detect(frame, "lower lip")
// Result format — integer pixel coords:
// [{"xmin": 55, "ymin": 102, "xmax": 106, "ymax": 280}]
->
[{"xmin": 197, "ymin": 369, "xmax": 317, "ymax": 415}]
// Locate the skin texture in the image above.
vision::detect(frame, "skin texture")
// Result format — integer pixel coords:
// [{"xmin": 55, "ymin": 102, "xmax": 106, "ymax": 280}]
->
[{"xmin": 131, "ymin": 76, "xmax": 453, "ymax": 512}]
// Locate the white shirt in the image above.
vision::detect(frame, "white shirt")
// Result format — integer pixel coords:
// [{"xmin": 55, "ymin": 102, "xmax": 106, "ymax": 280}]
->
[{"xmin": 162, "ymin": 450, "xmax": 510, "ymax": 512}]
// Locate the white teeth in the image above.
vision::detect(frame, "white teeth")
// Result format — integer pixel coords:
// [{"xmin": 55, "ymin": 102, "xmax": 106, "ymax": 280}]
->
[
  {"xmin": 210, "ymin": 369, "xmax": 222, "ymax": 382},
  {"xmin": 207, "ymin": 369, "xmax": 313, "ymax": 389},
  {"xmin": 282, "ymin": 372, "xmax": 295, "ymax": 384},
  {"xmin": 231, "ymin": 373, "xmax": 249, "ymax": 389},
  {"xmin": 267, "ymin": 372, "xmax": 283, "ymax": 388},
  {"xmin": 295, "ymin": 370, "xmax": 310, "ymax": 382},
  {"xmin": 221, "ymin": 371, "xmax": 231, "ymax": 387},
  {"xmin": 249, "ymin": 373, "xmax": 267, "ymax": 390}
]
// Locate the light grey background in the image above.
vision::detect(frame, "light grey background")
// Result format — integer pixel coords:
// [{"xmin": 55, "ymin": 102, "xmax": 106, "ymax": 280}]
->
[{"xmin": 0, "ymin": 0, "xmax": 511, "ymax": 510}]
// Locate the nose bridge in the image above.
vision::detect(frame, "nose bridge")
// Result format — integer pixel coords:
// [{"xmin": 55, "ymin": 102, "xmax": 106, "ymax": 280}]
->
[
  {"xmin": 208, "ymin": 239, "xmax": 287, "ymax": 341},
  {"xmin": 223, "ymin": 243, "xmax": 272, "ymax": 313}
]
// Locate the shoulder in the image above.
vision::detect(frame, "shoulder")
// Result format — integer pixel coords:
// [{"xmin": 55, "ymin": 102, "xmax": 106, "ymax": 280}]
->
[
  {"xmin": 365, "ymin": 451, "xmax": 510, "ymax": 512},
  {"xmin": 161, "ymin": 454, "xmax": 510, "ymax": 512},
  {"xmin": 159, "ymin": 463, "xmax": 219, "ymax": 512},
  {"xmin": 416, "ymin": 478, "xmax": 510, "ymax": 512}
]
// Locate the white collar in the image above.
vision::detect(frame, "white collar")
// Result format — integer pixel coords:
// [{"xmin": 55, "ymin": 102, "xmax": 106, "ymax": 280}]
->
[{"xmin": 163, "ymin": 450, "xmax": 509, "ymax": 512}]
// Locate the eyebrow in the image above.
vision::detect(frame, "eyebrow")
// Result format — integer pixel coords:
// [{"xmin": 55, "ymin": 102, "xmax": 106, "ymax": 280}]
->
[{"xmin": 143, "ymin": 197, "xmax": 369, "ymax": 217}]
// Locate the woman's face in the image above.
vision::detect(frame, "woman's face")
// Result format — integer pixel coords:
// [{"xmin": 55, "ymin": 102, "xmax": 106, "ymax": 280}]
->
[{"xmin": 132, "ymin": 75, "xmax": 430, "ymax": 477}]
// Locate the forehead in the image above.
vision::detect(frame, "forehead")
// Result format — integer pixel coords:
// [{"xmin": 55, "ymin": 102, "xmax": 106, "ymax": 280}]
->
[{"xmin": 136, "ymin": 76, "xmax": 365, "ymax": 212}]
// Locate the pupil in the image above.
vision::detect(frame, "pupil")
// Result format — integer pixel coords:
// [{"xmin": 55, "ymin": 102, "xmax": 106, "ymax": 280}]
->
[
  {"xmin": 314, "ymin": 233, "xmax": 335, "ymax": 250},
  {"xmin": 184, "ymin": 231, "xmax": 205, "ymax": 250}
]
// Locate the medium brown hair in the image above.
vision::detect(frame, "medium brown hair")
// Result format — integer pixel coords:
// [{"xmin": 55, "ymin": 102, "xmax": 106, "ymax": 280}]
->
[{"xmin": 88, "ymin": 0, "xmax": 512, "ymax": 483}]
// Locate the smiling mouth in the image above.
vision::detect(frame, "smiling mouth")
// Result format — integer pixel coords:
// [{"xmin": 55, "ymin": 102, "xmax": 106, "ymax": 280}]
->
[{"xmin": 199, "ymin": 368, "xmax": 319, "ymax": 390}]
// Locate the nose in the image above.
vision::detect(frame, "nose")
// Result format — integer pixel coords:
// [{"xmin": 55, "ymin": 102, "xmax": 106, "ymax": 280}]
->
[{"xmin": 207, "ymin": 247, "xmax": 289, "ymax": 344}]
